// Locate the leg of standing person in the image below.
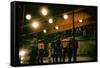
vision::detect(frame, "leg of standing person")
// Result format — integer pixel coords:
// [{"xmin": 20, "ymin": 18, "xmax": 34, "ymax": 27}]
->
[
  {"xmin": 63, "ymin": 48, "xmax": 66, "ymax": 62},
  {"xmin": 68, "ymin": 49, "xmax": 72, "ymax": 62},
  {"xmin": 59, "ymin": 49, "xmax": 62, "ymax": 63},
  {"xmin": 73, "ymin": 49, "xmax": 77, "ymax": 62}
]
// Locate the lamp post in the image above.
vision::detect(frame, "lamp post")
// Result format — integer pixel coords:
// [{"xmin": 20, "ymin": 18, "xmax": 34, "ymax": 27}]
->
[{"xmin": 72, "ymin": 10, "xmax": 75, "ymax": 40}]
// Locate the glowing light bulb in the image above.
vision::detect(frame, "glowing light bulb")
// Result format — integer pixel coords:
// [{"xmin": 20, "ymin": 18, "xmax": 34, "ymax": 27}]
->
[
  {"xmin": 26, "ymin": 14, "xmax": 31, "ymax": 20},
  {"xmin": 43, "ymin": 29, "xmax": 47, "ymax": 33},
  {"xmin": 79, "ymin": 19, "xmax": 83, "ymax": 23},
  {"xmin": 20, "ymin": 57, "xmax": 25, "ymax": 60},
  {"xmin": 19, "ymin": 49, "xmax": 27, "ymax": 57},
  {"xmin": 41, "ymin": 7, "xmax": 48, "ymax": 16},
  {"xmin": 32, "ymin": 21, "xmax": 39, "ymax": 29},
  {"xmin": 55, "ymin": 26, "xmax": 59, "ymax": 30},
  {"xmin": 48, "ymin": 18, "xmax": 53, "ymax": 24},
  {"xmin": 63, "ymin": 14, "xmax": 68, "ymax": 20},
  {"xmin": 20, "ymin": 61, "xmax": 24, "ymax": 64}
]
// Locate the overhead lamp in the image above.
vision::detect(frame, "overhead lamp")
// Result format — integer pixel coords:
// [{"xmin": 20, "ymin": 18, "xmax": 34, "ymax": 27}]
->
[
  {"xmin": 43, "ymin": 29, "xmax": 47, "ymax": 33},
  {"xmin": 31, "ymin": 21, "xmax": 39, "ymax": 29},
  {"xmin": 55, "ymin": 26, "xmax": 59, "ymax": 30},
  {"xmin": 25, "ymin": 14, "xmax": 32, "ymax": 20},
  {"xmin": 19, "ymin": 49, "xmax": 28, "ymax": 57},
  {"xmin": 48, "ymin": 18, "xmax": 53, "ymax": 24},
  {"xmin": 63, "ymin": 14, "xmax": 68, "ymax": 20},
  {"xmin": 20, "ymin": 57, "xmax": 25, "ymax": 60},
  {"xmin": 79, "ymin": 19, "xmax": 83, "ymax": 23},
  {"xmin": 20, "ymin": 61, "xmax": 24, "ymax": 64},
  {"xmin": 41, "ymin": 7, "xmax": 48, "ymax": 16}
]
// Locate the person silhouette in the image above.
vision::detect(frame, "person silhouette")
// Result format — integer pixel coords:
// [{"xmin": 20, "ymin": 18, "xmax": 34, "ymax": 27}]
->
[
  {"xmin": 55, "ymin": 37, "xmax": 62, "ymax": 63},
  {"xmin": 38, "ymin": 40, "xmax": 45, "ymax": 64},
  {"xmin": 72, "ymin": 38, "xmax": 78, "ymax": 62},
  {"xmin": 68, "ymin": 37, "xmax": 78, "ymax": 62},
  {"xmin": 29, "ymin": 45, "xmax": 38, "ymax": 64},
  {"xmin": 29, "ymin": 36, "xmax": 38, "ymax": 64},
  {"xmin": 61, "ymin": 37, "xmax": 69, "ymax": 62}
]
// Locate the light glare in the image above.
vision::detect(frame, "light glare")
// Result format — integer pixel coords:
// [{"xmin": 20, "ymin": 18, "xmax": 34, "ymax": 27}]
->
[
  {"xmin": 43, "ymin": 29, "xmax": 47, "ymax": 33},
  {"xmin": 48, "ymin": 18, "xmax": 53, "ymax": 24},
  {"xmin": 41, "ymin": 7, "xmax": 48, "ymax": 16},
  {"xmin": 20, "ymin": 57, "xmax": 25, "ymax": 60},
  {"xmin": 55, "ymin": 26, "xmax": 59, "ymax": 30},
  {"xmin": 79, "ymin": 19, "xmax": 83, "ymax": 23},
  {"xmin": 32, "ymin": 21, "xmax": 39, "ymax": 29},
  {"xmin": 63, "ymin": 14, "xmax": 68, "ymax": 20},
  {"xmin": 20, "ymin": 61, "xmax": 24, "ymax": 64},
  {"xmin": 26, "ymin": 14, "xmax": 31, "ymax": 20},
  {"xmin": 19, "ymin": 49, "xmax": 27, "ymax": 57}
]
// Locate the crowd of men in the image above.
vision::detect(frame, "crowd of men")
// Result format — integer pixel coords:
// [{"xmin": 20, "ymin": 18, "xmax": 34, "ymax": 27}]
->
[{"xmin": 29, "ymin": 36, "xmax": 78, "ymax": 64}]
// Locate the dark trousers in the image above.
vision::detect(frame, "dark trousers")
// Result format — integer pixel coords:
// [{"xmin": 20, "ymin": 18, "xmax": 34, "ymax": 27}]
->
[
  {"xmin": 68, "ymin": 49, "xmax": 72, "ymax": 62},
  {"xmin": 55, "ymin": 50, "xmax": 62, "ymax": 63},
  {"xmin": 62, "ymin": 48, "xmax": 68, "ymax": 62},
  {"xmin": 38, "ymin": 49, "xmax": 44, "ymax": 63},
  {"xmin": 68, "ymin": 49, "xmax": 77, "ymax": 62},
  {"xmin": 73, "ymin": 49, "xmax": 77, "ymax": 62}
]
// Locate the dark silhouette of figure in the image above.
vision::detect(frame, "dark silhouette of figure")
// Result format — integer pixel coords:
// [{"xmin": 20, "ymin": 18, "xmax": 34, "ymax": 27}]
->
[
  {"xmin": 61, "ymin": 38, "xmax": 69, "ymax": 62},
  {"xmin": 29, "ymin": 36, "xmax": 38, "ymax": 64},
  {"xmin": 29, "ymin": 46, "xmax": 38, "ymax": 64},
  {"xmin": 55, "ymin": 38, "xmax": 62, "ymax": 63},
  {"xmin": 38, "ymin": 40, "xmax": 45, "ymax": 64},
  {"xmin": 68, "ymin": 37, "xmax": 78, "ymax": 62},
  {"xmin": 72, "ymin": 39, "xmax": 78, "ymax": 62},
  {"xmin": 51, "ymin": 41, "xmax": 56, "ymax": 63}
]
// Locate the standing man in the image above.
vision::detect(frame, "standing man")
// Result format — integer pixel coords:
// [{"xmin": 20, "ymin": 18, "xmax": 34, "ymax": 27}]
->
[
  {"xmin": 55, "ymin": 37, "xmax": 62, "ymax": 63},
  {"xmin": 38, "ymin": 40, "xmax": 45, "ymax": 64},
  {"xmin": 72, "ymin": 38, "xmax": 78, "ymax": 62},
  {"xmin": 29, "ymin": 36, "xmax": 38, "ymax": 64},
  {"xmin": 61, "ymin": 37, "xmax": 69, "ymax": 62},
  {"xmin": 68, "ymin": 37, "xmax": 78, "ymax": 62},
  {"xmin": 29, "ymin": 45, "xmax": 38, "ymax": 64}
]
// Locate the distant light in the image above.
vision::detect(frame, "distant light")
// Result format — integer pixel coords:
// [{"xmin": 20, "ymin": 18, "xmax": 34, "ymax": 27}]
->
[
  {"xmin": 26, "ymin": 14, "xmax": 32, "ymax": 20},
  {"xmin": 19, "ymin": 49, "xmax": 27, "ymax": 57},
  {"xmin": 55, "ymin": 26, "xmax": 59, "ymax": 30},
  {"xmin": 41, "ymin": 7, "xmax": 48, "ymax": 16},
  {"xmin": 20, "ymin": 61, "xmax": 24, "ymax": 64},
  {"xmin": 48, "ymin": 18, "xmax": 53, "ymax": 24},
  {"xmin": 20, "ymin": 57, "xmax": 25, "ymax": 60},
  {"xmin": 63, "ymin": 14, "xmax": 68, "ymax": 20},
  {"xmin": 32, "ymin": 21, "xmax": 39, "ymax": 29},
  {"xmin": 79, "ymin": 19, "xmax": 83, "ymax": 23},
  {"xmin": 43, "ymin": 29, "xmax": 47, "ymax": 33}
]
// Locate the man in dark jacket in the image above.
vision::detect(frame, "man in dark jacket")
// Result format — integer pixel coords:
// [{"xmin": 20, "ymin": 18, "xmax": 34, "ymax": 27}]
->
[
  {"xmin": 68, "ymin": 37, "xmax": 78, "ymax": 62},
  {"xmin": 55, "ymin": 38, "xmax": 62, "ymax": 63}
]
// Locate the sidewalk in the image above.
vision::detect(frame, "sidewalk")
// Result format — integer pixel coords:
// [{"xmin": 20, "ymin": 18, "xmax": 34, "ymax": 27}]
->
[{"xmin": 43, "ymin": 56, "xmax": 96, "ymax": 63}]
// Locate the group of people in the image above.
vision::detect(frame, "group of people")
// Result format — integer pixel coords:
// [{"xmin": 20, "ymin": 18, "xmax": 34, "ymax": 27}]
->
[{"xmin": 29, "ymin": 37, "xmax": 78, "ymax": 64}]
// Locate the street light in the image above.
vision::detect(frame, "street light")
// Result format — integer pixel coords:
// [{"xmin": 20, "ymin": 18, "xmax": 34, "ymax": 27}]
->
[
  {"xmin": 48, "ymin": 18, "xmax": 53, "ymax": 24},
  {"xmin": 41, "ymin": 7, "xmax": 48, "ymax": 16},
  {"xmin": 31, "ymin": 21, "xmax": 39, "ymax": 29},
  {"xmin": 25, "ymin": 14, "xmax": 32, "ymax": 20},
  {"xmin": 63, "ymin": 14, "xmax": 68, "ymax": 20}
]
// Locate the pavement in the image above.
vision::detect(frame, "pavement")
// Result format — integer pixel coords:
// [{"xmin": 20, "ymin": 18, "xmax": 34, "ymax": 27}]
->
[{"xmin": 43, "ymin": 56, "xmax": 96, "ymax": 63}]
